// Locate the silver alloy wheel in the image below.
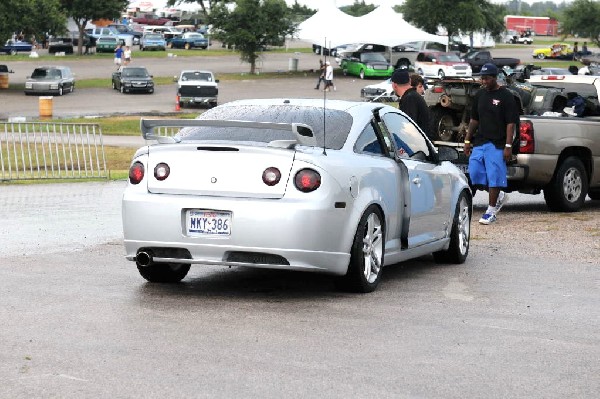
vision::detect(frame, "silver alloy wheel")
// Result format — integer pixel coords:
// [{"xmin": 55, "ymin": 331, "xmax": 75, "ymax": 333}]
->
[
  {"xmin": 362, "ymin": 212, "xmax": 383, "ymax": 284},
  {"xmin": 457, "ymin": 196, "xmax": 471, "ymax": 255},
  {"xmin": 437, "ymin": 113, "xmax": 455, "ymax": 141},
  {"xmin": 562, "ymin": 166, "xmax": 583, "ymax": 203}
]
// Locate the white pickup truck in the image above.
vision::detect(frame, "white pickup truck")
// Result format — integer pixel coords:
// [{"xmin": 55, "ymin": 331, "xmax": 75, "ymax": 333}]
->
[{"xmin": 458, "ymin": 75, "xmax": 600, "ymax": 211}]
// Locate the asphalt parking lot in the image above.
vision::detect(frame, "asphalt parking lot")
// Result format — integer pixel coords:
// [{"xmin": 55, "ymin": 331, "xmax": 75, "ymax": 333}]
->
[{"xmin": 0, "ymin": 44, "xmax": 582, "ymax": 119}]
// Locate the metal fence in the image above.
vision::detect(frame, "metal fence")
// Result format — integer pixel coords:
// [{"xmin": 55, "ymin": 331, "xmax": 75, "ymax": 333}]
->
[{"xmin": 0, "ymin": 121, "xmax": 107, "ymax": 181}]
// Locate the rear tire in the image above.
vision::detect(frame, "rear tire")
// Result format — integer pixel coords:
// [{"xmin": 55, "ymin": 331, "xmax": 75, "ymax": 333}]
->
[
  {"xmin": 537, "ymin": 53, "xmax": 546, "ymax": 59},
  {"xmin": 434, "ymin": 191, "xmax": 471, "ymax": 264},
  {"xmin": 137, "ymin": 263, "xmax": 190, "ymax": 283},
  {"xmin": 184, "ymin": 43, "xmax": 191, "ymax": 50},
  {"xmin": 430, "ymin": 107, "xmax": 457, "ymax": 142},
  {"xmin": 337, "ymin": 205, "xmax": 385, "ymax": 293},
  {"xmin": 543, "ymin": 156, "xmax": 588, "ymax": 212}
]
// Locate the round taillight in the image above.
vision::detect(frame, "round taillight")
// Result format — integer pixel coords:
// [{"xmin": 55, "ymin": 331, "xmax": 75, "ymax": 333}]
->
[
  {"xmin": 294, "ymin": 169, "xmax": 321, "ymax": 193},
  {"xmin": 154, "ymin": 162, "xmax": 170, "ymax": 181},
  {"xmin": 262, "ymin": 167, "xmax": 281, "ymax": 186},
  {"xmin": 129, "ymin": 161, "xmax": 144, "ymax": 185}
]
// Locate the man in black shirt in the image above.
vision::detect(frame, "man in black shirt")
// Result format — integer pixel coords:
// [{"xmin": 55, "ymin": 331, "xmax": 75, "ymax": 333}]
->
[
  {"xmin": 464, "ymin": 63, "xmax": 519, "ymax": 225},
  {"xmin": 391, "ymin": 69, "xmax": 432, "ymax": 140}
]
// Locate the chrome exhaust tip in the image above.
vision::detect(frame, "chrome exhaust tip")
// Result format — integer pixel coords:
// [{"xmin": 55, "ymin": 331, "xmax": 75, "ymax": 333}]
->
[{"xmin": 136, "ymin": 251, "xmax": 153, "ymax": 267}]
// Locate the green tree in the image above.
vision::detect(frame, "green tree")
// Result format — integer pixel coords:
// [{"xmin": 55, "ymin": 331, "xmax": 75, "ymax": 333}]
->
[
  {"xmin": 401, "ymin": 0, "xmax": 505, "ymax": 48},
  {"xmin": 561, "ymin": 0, "xmax": 600, "ymax": 47},
  {"xmin": 340, "ymin": 1, "xmax": 376, "ymax": 17},
  {"xmin": 0, "ymin": 0, "xmax": 66, "ymax": 45},
  {"xmin": 168, "ymin": 0, "xmax": 231, "ymax": 17},
  {"xmin": 61, "ymin": 0, "xmax": 128, "ymax": 55},
  {"xmin": 209, "ymin": 0, "xmax": 296, "ymax": 74}
]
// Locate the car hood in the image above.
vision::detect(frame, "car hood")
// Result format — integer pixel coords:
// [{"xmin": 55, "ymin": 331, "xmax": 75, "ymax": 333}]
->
[
  {"xmin": 437, "ymin": 62, "xmax": 470, "ymax": 67},
  {"xmin": 121, "ymin": 76, "xmax": 152, "ymax": 81}
]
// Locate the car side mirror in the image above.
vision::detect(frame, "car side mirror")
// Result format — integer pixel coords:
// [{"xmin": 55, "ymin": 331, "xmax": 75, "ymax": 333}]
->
[
  {"xmin": 437, "ymin": 145, "xmax": 459, "ymax": 162},
  {"xmin": 215, "ymin": 79, "xmax": 220, "ymax": 83}
]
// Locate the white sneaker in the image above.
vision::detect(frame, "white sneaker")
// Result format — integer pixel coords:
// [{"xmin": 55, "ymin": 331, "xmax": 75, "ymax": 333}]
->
[{"xmin": 495, "ymin": 191, "xmax": 509, "ymax": 213}]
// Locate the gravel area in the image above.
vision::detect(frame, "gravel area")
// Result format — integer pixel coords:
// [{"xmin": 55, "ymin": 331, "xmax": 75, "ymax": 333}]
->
[{"xmin": 471, "ymin": 196, "xmax": 599, "ymax": 265}]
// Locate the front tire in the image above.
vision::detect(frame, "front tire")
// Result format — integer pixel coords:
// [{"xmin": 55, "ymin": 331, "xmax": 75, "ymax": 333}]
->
[
  {"xmin": 137, "ymin": 263, "xmax": 190, "ymax": 283},
  {"xmin": 120, "ymin": 85, "xmax": 124, "ymax": 94},
  {"xmin": 58, "ymin": 86, "xmax": 63, "ymax": 96},
  {"xmin": 359, "ymin": 69, "xmax": 365, "ymax": 79},
  {"xmin": 536, "ymin": 53, "xmax": 546, "ymax": 59},
  {"xmin": 337, "ymin": 205, "xmax": 385, "ymax": 293},
  {"xmin": 434, "ymin": 191, "xmax": 471, "ymax": 264},
  {"xmin": 543, "ymin": 156, "xmax": 588, "ymax": 212}
]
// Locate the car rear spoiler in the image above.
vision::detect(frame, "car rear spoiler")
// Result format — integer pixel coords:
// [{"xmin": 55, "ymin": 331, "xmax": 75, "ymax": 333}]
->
[{"xmin": 140, "ymin": 118, "xmax": 317, "ymax": 147}]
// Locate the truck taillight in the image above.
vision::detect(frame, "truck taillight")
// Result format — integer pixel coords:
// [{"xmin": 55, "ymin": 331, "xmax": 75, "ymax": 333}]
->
[{"xmin": 519, "ymin": 120, "xmax": 535, "ymax": 154}]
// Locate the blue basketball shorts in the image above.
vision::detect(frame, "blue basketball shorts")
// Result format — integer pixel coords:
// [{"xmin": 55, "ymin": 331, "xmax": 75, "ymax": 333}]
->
[{"xmin": 468, "ymin": 142, "xmax": 507, "ymax": 188}]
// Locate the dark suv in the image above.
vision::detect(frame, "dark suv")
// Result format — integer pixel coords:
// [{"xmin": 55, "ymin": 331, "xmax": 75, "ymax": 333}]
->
[
  {"xmin": 48, "ymin": 37, "xmax": 74, "ymax": 54},
  {"xmin": 111, "ymin": 66, "xmax": 154, "ymax": 94}
]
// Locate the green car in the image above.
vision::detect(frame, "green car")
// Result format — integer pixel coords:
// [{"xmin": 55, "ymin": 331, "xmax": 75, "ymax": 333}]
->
[
  {"xmin": 96, "ymin": 36, "xmax": 118, "ymax": 53},
  {"xmin": 341, "ymin": 52, "xmax": 394, "ymax": 79}
]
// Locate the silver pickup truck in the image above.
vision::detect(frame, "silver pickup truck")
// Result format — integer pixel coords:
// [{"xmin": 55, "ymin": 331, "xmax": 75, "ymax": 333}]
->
[{"xmin": 456, "ymin": 75, "xmax": 600, "ymax": 212}]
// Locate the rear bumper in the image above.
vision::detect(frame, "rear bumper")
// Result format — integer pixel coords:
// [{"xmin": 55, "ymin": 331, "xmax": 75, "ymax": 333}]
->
[
  {"xmin": 179, "ymin": 96, "xmax": 217, "ymax": 104},
  {"xmin": 122, "ymin": 190, "xmax": 354, "ymax": 275}
]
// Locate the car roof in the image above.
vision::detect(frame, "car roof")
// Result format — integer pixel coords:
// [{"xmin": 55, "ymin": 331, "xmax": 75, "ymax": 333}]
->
[
  {"xmin": 215, "ymin": 98, "xmax": 395, "ymax": 118},
  {"xmin": 180, "ymin": 70, "xmax": 214, "ymax": 74}
]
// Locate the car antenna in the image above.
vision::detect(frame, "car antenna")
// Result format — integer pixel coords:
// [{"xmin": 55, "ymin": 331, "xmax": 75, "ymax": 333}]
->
[{"xmin": 322, "ymin": 38, "xmax": 328, "ymax": 156}]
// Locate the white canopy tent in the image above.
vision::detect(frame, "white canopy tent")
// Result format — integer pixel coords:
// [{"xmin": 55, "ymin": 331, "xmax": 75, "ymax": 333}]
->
[
  {"xmin": 295, "ymin": 4, "xmax": 448, "ymax": 48},
  {"xmin": 294, "ymin": 3, "xmax": 359, "ymax": 48},
  {"xmin": 356, "ymin": 5, "xmax": 448, "ymax": 46}
]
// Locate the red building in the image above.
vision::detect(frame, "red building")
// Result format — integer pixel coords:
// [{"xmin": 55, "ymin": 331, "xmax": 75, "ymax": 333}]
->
[{"xmin": 504, "ymin": 15, "xmax": 559, "ymax": 36}]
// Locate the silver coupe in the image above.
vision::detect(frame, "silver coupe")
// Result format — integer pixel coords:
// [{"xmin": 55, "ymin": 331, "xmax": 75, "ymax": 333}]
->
[{"xmin": 122, "ymin": 99, "xmax": 472, "ymax": 292}]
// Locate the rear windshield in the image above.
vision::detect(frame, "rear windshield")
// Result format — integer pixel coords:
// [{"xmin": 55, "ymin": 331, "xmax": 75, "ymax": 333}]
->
[
  {"xmin": 177, "ymin": 104, "xmax": 353, "ymax": 150},
  {"xmin": 181, "ymin": 72, "xmax": 213, "ymax": 81}
]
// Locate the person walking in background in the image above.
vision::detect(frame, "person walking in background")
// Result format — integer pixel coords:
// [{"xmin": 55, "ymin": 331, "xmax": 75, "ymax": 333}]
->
[
  {"xmin": 391, "ymin": 69, "xmax": 432, "ymax": 138},
  {"xmin": 323, "ymin": 61, "xmax": 335, "ymax": 92},
  {"xmin": 114, "ymin": 44, "xmax": 123, "ymax": 69},
  {"xmin": 315, "ymin": 59, "xmax": 325, "ymax": 90},
  {"xmin": 463, "ymin": 63, "xmax": 519, "ymax": 225},
  {"xmin": 123, "ymin": 46, "xmax": 132, "ymax": 65}
]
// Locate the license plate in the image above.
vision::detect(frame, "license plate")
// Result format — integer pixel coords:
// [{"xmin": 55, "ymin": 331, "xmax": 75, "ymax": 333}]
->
[
  {"xmin": 194, "ymin": 97, "xmax": 205, "ymax": 102},
  {"xmin": 187, "ymin": 210, "xmax": 232, "ymax": 236},
  {"xmin": 456, "ymin": 164, "xmax": 469, "ymax": 174}
]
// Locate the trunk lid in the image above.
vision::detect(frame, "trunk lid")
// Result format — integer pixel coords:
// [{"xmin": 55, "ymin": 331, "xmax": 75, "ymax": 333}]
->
[{"xmin": 146, "ymin": 144, "xmax": 295, "ymax": 198}]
